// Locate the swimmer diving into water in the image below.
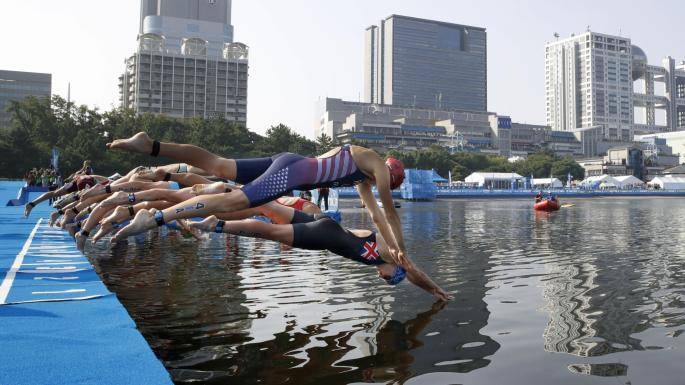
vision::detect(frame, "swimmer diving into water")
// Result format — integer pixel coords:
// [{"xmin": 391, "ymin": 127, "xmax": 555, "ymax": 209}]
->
[{"xmin": 106, "ymin": 132, "xmax": 410, "ymax": 267}]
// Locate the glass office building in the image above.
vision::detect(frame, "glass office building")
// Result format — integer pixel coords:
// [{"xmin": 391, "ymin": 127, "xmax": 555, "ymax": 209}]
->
[
  {"xmin": 0, "ymin": 70, "xmax": 52, "ymax": 128},
  {"xmin": 364, "ymin": 15, "xmax": 487, "ymax": 112}
]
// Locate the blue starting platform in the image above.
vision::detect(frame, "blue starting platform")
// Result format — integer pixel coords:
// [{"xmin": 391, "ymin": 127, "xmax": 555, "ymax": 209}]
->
[
  {"xmin": 0, "ymin": 181, "xmax": 171, "ymax": 385},
  {"xmin": 5, "ymin": 183, "xmax": 49, "ymax": 206}
]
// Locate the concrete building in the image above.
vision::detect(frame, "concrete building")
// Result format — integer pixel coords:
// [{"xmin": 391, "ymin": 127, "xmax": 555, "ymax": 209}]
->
[
  {"xmin": 139, "ymin": 0, "xmax": 233, "ymax": 56},
  {"xmin": 318, "ymin": 97, "xmax": 587, "ymax": 157},
  {"xmin": 545, "ymin": 30, "xmax": 685, "ymax": 142},
  {"xmin": 635, "ymin": 131, "xmax": 685, "ymax": 164},
  {"xmin": 120, "ymin": 0, "xmax": 247, "ymax": 123},
  {"xmin": 545, "ymin": 31, "xmax": 634, "ymax": 141},
  {"xmin": 0, "ymin": 70, "xmax": 51, "ymax": 127},
  {"xmin": 318, "ymin": 98, "xmax": 497, "ymax": 153},
  {"xmin": 364, "ymin": 15, "xmax": 487, "ymax": 111},
  {"xmin": 580, "ymin": 145, "xmax": 646, "ymax": 179}
]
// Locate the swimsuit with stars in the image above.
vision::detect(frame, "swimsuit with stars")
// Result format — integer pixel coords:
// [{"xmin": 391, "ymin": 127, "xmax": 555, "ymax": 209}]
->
[{"xmin": 235, "ymin": 145, "xmax": 367, "ymax": 207}]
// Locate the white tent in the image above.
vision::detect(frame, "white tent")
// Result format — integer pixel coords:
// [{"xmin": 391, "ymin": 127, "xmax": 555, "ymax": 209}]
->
[
  {"xmin": 614, "ymin": 175, "xmax": 644, "ymax": 188},
  {"xmin": 580, "ymin": 175, "xmax": 620, "ymax": 189},
  {"xmin": 464, "ymin": 172, "xmax": 524, "ymax": 189},
  {"xmin": 531, "ymin": 178, "xmax": 563, "ymax": 188},
  {"xmin": 649, "ymin": 176, "xmax": 685, "ymax": 190}
]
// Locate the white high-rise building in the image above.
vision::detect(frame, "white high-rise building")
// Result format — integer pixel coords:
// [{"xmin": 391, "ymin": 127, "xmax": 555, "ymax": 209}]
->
[
  {"xmin": 546, "ymin": 30, "xmax": 685, "ymax": 143},
  {"xmin": 545, "ymin": 31, "xmax": 634, "ymax": 141},
  {"xmin": 120, "ymin": 0, "xmax": 248, "ymax": 123}
]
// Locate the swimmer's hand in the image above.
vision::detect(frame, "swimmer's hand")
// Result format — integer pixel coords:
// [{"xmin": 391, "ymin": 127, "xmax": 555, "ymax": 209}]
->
[{"xmin": 433, "ymin": 287, "xmax": 453, "ymax": 302}]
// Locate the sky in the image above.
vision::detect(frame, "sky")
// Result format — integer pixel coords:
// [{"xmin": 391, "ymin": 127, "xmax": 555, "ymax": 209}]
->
[{"xmin": 2, "ymin": 0, "xmax": 685, "ymax": 138}]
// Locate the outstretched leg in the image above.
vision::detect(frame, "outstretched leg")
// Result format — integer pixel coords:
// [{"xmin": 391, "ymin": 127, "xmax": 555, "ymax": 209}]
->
[
  {"xmin": 106, "ymin": 132, "xmax": 236, "ymax": 180},
  {"xmin": 24, "ymin": 183, "xmax": 73, "ymax": 217},
  {"xmin": 93, "ymin": 200, "xmax": 173, "ymax": 244},
  {"xmin": 189, "ymin": 216, "xmax": 294, "ymax": 245},
  {"xmin": 110, "ymin": 190, "xmax": 250, "ymax": 242}
]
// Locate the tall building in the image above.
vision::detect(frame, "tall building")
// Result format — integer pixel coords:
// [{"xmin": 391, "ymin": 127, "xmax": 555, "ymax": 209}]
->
[
  {"xmin": 139, "ymin": 0, "xmax": 233, "ymax": 57},
  {"xmin": 545, "ymin": 32, "xmax": 634, "ymax": 141},
  {"xmin": 120, "ymin": 0, "xmax": 248, "ymax": 123},
  {"xmin": 364, "ymin": 15, "xmax": 487, "ymax": 112},
  {"xmin": 0, "ymin": 70, "xmax": 51, "ymax": 127},
  {"xmin": 545, "ymin": 31, "xmax": 685, "ymax": 142}
]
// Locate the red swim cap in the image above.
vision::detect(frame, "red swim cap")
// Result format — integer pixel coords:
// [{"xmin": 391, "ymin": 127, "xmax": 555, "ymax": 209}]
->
[{"xmin": 385, "ymin": 157, "xmax": 405, "ymax": 189}]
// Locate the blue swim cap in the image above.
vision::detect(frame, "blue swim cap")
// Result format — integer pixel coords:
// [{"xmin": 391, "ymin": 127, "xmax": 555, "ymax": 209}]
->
[{"xmin": 385, "ymin": 266, "xmax": 407, "ymax": 285}]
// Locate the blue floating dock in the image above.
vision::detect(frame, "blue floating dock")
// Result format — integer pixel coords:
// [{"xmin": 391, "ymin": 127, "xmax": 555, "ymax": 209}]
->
[
  {"xmin": 6, "ymin": 184, "xmax": 48, "ymax": 206},
  {"xmin": 0, "ymin": 181, "xmax": 171, "ymax": 385}
]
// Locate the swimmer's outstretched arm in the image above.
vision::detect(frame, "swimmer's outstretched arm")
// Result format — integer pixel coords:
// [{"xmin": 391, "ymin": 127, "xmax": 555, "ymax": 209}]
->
[
  {"xmin": 405, "ymin": 267, "xmax": 452, "ymax": 302},
  {"xmin": 357, "ymin": 182, "xmax": 412, "ymax": 269}
]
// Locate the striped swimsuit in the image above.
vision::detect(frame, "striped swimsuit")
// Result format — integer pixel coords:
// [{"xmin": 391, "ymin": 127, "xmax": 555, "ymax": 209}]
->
[{"xmin": 235, "ymin": 145, "xmax": 367, "ymax": 207}]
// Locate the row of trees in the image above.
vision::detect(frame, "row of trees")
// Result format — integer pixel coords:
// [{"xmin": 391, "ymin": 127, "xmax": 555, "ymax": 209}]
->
[
  {"xmin": 0, "ymin": 96, "xmax": 318, "ymax": 178},
  {"xmin": 1, "ymin": 96, "xmax": 584, "ymax": 183},
  {"xmin": 387, "ymin": 146, "xmax": 585, "ymax": 183}
]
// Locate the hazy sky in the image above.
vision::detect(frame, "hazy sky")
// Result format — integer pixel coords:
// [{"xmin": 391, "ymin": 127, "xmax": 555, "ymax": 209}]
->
[{"xmin": 2, "ymin": 0, "xmax": 684, "ymax": 138}]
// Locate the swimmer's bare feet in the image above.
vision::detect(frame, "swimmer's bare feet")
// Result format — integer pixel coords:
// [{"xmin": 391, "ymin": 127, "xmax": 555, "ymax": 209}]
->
[
  {"xmin": 111, "ymin": 209, "xmax": 157, "ymax": 244},
  {"xmin": 94, "ymin": 206, "xmax": 132, "ymax": 243},
  {"xmin": 106, "ymin": 131, "xmax": 154, "ymax": 154},
  {"xmin": 191, "ymin": 182, "xmax": 226, "ymax": 196},
  {"xmin": 23, "ymin": 202, "xmax": 35, "ymax": 218},
  {"xmin": 187, "ymin": 215, "xmax": 220, "ymax": 233},
  {"xmin": 64, "ymin": 222, "xmax": 79, "ymax": 238},
  {"xmin": 48, "ymin": 211, "xmax": 60, "ymax": 226},
  {"xmin": 75, "ymin": 231, "xmax": 87, "ymax": 253},
  {"xmin": 177, "ymin": 219, "xmax": 203, "ymax": 240},
  {"xmin": 80, "ymin": 185, "xmax": 106, "ymax": 200},
  {"xmin": 101, "ymin": 191, "xmax": 134, "ymax": 207},
  {"xmin": 74, "ymin": 208, "xmax": 91, "ymax": 222}
]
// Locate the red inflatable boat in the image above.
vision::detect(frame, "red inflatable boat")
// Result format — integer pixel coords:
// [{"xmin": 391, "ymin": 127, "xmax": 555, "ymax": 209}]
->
[{"xmin": 534, "ymin": 199, "xmax": 561, "ymax": 211}]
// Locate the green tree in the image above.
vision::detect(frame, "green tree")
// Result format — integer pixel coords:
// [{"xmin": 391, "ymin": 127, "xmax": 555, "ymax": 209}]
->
[
  {"xmin": 316, "ymin": 133, "xmax": 334, "ymax": 154},
  {"xmin": 551, "ymin": 156, "xmax": 585, "ymax": 183}
]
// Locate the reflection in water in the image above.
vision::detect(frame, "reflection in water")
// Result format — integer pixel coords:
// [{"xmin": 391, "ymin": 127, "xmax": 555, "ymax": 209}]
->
[
  {"xmin": 88, "ymin": 198, "xmax": 685, "ymax": 385},
  {"xmin": 568, "ymin": 363, "xmax": 628, "ymax": 377}
]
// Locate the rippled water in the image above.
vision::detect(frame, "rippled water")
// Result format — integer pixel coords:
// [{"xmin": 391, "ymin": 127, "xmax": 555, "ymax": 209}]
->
[{"xmin": 88, "ymin": 198, "xmax": 685, "ymax": 384}]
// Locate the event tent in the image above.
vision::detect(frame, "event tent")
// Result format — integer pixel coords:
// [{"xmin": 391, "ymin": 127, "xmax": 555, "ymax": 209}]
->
[
  {"xmin": 648, "ymin": 176, "xmax": 685, "ymax": 190},
  {"xmin": 580, "ymin": 175, "xmax": 620, "ymax": 189},
  {"xmin": 531, "ymin": 178, "xmax": 563, "ymax": 188},
  {"xmin": 464, "ymin": 172, "xmax": 524, "ymax": 189},
  {"xmin": 614, "ymin": 175, "xmax": 644, "ymax": 188}
]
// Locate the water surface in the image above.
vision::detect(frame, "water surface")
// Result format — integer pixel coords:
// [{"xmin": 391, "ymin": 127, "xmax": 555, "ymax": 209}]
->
[{"xmin": 89, "ymin": 198, "xmax": 685, "ymax": 384}]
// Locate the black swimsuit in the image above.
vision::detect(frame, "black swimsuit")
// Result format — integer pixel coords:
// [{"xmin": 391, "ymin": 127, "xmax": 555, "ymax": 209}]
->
[{"xmin": 290, "ymin": 212, "xmax": 385, "ymax": 266}]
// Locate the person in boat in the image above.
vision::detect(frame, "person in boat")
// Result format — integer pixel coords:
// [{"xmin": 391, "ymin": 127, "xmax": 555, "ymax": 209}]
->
[
  {"xmin": 105, "ymin": 132, "xmax": 410, "ymax": 267},
  {"xmin": 535, "ymin": 191, "xmax": 543, "ymax": 203},
  {"xmin": 183, "ymin": 200, "xmax": 452, "ymax": 301}
]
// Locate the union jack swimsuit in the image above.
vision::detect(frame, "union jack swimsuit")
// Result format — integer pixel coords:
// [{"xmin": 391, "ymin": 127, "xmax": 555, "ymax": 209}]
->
[{"xmin": 290, "ymin": 213, "xmax": 385, "ymax": 266}]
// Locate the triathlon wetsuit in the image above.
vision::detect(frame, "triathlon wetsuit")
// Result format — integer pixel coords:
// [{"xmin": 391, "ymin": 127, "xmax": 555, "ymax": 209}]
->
[
  {"xmin": 290, "ymin": 212, "xmax": 385, "ymax": 266},
  {"xmin": 234, "ymin": 145, "xmax": 367, "ymax": 207}
]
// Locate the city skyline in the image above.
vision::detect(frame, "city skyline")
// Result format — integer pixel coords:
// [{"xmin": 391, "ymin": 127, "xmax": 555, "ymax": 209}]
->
[{"xmin": 2, "ymin": 0, "xmax": 685, "ymax": 138}]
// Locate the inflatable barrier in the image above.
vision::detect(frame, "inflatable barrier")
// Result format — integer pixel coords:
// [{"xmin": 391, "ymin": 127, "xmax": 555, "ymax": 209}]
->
[
  {"xmin": 5, "ymin": 185, "xmax": 49, "ymax": 206},
  {"xmin": 401, "ymin": 170, "xmax": 436, "ymax": 201}
]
